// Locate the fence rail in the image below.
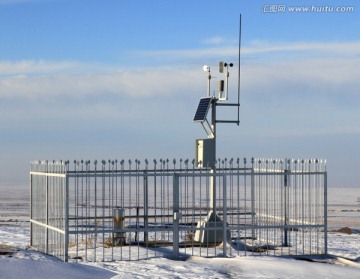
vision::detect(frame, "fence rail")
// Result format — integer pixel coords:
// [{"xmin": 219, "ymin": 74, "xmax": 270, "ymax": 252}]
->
[{"xmin": 30, "ymin": 158, "xmax": 327, "ymax": 262}]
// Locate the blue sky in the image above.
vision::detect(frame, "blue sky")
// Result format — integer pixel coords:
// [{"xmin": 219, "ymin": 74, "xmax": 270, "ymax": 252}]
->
[{"xmin": 0, "ymin": 0, "xmax": 359, "ymax": 187}]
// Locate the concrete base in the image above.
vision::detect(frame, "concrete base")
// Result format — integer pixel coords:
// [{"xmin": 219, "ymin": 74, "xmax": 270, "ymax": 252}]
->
[
  {"xmin": 194, "ymin": 211, "xmax": 230, "ymax": 244},
  {"xmin": 112, "ymin": 236, "xmax": 126, "ymax": 246}
]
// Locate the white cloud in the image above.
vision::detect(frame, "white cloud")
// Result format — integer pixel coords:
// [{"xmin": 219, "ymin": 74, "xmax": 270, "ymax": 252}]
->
[
  {"xmin": 242, "ymin": 55, "xmax": 360, "ymax": 98},
  {"xmin": 1, "ymin": 43, "xmax": 359, "ymax": 105},
  {"xmin": 202, "ymin": 37, "xmax": 225, "ymax": 45},
  {"xmin": 244, "ymin": 40, "xmax": 360, "ymax": 54},
  {"xmin": 0, "ymin": 65, "xmax": 204, "ymax": 100},
  {"xmin": 1, "ymin": 40, "xmax": 359, "ymax": 140},
  {"xmin": 134, "ymin": 47, "xmax": 236, "ymax": 60},
  {"xmin": 134, "ymin": 40, "xmax": 360, "ymax": 59},
  {"xmin": 0, "ymin": 60, "xmax": 104, "ymax": 76}
]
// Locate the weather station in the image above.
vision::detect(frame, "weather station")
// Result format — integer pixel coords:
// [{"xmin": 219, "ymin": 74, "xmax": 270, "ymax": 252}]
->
[{"xmin": 192, "ymin": 21, "xmax": 242, "ymax": 243}]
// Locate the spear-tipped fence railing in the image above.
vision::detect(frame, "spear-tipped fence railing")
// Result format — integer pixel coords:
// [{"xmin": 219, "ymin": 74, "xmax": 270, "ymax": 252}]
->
[{"xmin": 30, "ymin": 158, "xmax": 327, "ymax": 262}]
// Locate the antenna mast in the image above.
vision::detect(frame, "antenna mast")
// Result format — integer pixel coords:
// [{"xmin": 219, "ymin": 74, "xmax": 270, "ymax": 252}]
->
[{"xmin": 237, "ymin": 14, "xmax": 242, "ymax": 126}]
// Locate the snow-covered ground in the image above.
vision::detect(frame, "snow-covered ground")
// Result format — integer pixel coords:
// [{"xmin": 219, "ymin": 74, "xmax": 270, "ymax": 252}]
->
[{"xmin": 1, "ymin": 185, "xmax": 360, "ymax": 278}]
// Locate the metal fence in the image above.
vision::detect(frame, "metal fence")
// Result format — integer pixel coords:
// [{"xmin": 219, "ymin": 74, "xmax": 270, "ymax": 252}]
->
[{"xmin": 30, "ymin": 158, "xmax": 327, "ymax": 262}]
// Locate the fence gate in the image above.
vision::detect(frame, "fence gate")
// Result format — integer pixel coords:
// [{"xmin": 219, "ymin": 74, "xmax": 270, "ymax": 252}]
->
[{"xmin": 30, "ymin": 167, "xmax": 68, "ymax": 261}]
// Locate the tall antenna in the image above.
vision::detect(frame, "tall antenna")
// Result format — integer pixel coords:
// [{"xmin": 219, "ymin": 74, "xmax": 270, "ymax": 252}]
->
[{"xmin": 237, "ymin": 14, "xmax": 242, "ymax": 126}]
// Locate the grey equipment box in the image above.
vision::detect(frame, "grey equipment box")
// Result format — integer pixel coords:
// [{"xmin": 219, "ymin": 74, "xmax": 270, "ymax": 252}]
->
[{"xmin": 195, "ymin": 138, "xmax": 215, "ymax": 168}]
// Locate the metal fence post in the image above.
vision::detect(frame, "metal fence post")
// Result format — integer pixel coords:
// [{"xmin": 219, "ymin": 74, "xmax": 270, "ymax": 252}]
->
[
  {"xmin": 46, "ymin": 174, "xmax": 49, "ymax": 255},
  {"xmin": 324, "ymin": 171, "xmax": 328, "ymax": 254},
  {"xmin": 173, "ymin": 174, "xmax": 180, "ymax": 259},
  {"xmin": 222, "ymin": 175, "xmax": 227, "ymax": 257},
  {"xmin": 283, "ymin": 169, "xmax": 289, "ymax": 247},
  {"xmin": 64, "ymin": 174, "xmax": 69, "ymax": 262},
  {"xmin": 30, "ymin": 173, "xmax": 33, "ymax": 247},
  {"xmin": 144, "ymin": 173, "xmax": 149, "ymax": 244},
  {"xmin": 251, "ymin": 168, "xmax": 255, "ymax": 242}
]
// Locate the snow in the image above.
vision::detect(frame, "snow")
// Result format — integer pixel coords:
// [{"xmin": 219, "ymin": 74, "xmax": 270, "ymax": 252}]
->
[
  {"xmin": 1, "ymin": 186, "xmax": 360, "ymax": 278},
  {"xmin": 0, "ymin": 259, "xmax": 116, "ymax": 279},
  {"xmin": 2, "ymin": 226, "xmax": 360, "ymax": 279}
]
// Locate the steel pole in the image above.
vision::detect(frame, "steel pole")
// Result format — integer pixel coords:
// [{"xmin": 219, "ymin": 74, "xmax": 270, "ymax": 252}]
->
[{"xmin": 210, "ymin": 98, "xmax": 217, "ymax": 213}]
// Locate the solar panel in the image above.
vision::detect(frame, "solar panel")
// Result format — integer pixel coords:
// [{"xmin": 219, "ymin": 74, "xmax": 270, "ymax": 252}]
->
[{"xmin": 193, "ymin": 97, "xmax": 212, "ymax": 122}]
